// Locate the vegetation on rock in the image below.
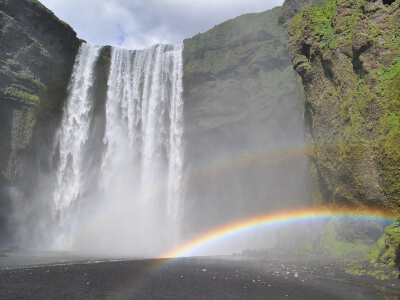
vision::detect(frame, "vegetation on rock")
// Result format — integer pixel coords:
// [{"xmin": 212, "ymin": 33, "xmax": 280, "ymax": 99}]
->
[
  {"xmin": 347, "ymin": 221, "xmax": 400, "ymax": 279},
  {"xmin": 289, "ymin": 0, "xmax": 400, "ymax": 210},
  {"xmin": 0, "ymin": 0, "xmax": 81, "ymax": 241},
  {"xmin": 0, "ymin": 0, "xmax": 81, "ymax": 187},
  {"xmin": 289, "ymin": 0, "xmax": 400, "ymax": 273}
]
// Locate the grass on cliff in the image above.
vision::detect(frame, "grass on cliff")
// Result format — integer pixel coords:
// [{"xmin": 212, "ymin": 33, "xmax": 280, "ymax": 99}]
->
[
  {"xmin": 184, "ymin": 6, "xmax": 286, "ymax": 75},
  {"xmin": 289, "ymin": 219, "xmax": 373, "ymax": 261},
  {"xmin": 286, "ymin": 219, "xmax": 399, "ymax": 280},
  {"xmin": 347, "ymin": 221, "xmax": 400, "ymax": 280},
  {"xmin": 290, "ymin": 0, "xmax": 400, "ymax": 208},
  {"xmin": 4, "ymin": 87, "xmax": 39, "ymax": 105},
  {"xmin": 288, "ymin": 0, "xmax": 400, "ymax": 277},
  {"xmin": 309, "ymin": 1, "xmax": 338, "ymax": 50}
]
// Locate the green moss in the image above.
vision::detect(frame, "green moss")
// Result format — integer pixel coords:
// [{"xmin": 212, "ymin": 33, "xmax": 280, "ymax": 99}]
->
[
  {"xmin": 370, "ymin": 25, "xmax": 381, "ymax": 38},
  {"xmin": 307, "ymin": 1, "xmax": 338, "ymax": 50},
  {"xmin": 347, "ymin": 259, "xmax": 398, "ymax": 280},
  {"xmin": 289, "ymin": 220, "xmax": 373, "ymax": 260},
  {"xmin": 200, "ymin": 49, "xmax": 229, "ymax": 74},
  {"xmin": 375, "ymin": 56, "xmax": 400, "ymax": 207},
  {"xmin": 4, "ymin": 87, "xmax": 40, "ymax": 105},
  {"xmin": 316, "ymin": 220, "xmax": 369, "ymax": 258},
  {"xmin": 332, "ymin": 241, "xmax": 370, "ymax": 258},
  {"xmin": 15, "ymin": 70, "xmax": 47, "ymax": 91},
  {"xmin": 347, "ymin": 222, "xmax": 400, "ymax": 280},
  {"xmin": 368, "ymin": 221, "xmax": 400, "ymax": 267},
  {"xmin": 289, "ymin": 0, "xmax": 400, "ymax": 208},
  {"xmin": 184, "ymin": 6, "xmax": 286, "ymax": 77}
]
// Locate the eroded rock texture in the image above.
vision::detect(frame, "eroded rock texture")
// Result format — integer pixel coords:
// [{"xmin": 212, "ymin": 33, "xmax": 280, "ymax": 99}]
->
[{"xmin": 290, "ymin": 0, "xmax": 400, "ymax": 210}]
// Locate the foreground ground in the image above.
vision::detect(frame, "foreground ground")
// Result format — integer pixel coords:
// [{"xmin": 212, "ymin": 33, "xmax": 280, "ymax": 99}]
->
[{"xmin": 0, "ymin": 255, "xmax": 399, "ymax": 299}]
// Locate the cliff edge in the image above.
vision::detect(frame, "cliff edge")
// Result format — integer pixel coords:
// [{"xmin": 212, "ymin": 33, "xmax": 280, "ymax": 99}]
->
[{"xmin": 0, "ymin": 0, "xmax": 81, "ymax": 237}]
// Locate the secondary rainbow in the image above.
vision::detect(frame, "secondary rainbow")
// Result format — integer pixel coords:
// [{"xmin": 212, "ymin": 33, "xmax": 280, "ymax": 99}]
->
[{"xmin": 160, "ymin": 207, "xmax": 397, "ymax": 258}]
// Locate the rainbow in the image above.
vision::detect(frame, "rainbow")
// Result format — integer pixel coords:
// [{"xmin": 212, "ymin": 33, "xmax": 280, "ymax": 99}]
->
[
  {"xmin": 160, "ymin": 207, "xmax": 397, "ymax": 258},
  {"xmin": 55, "ymin": 145, "xmax": 306, "ymax": 251}
]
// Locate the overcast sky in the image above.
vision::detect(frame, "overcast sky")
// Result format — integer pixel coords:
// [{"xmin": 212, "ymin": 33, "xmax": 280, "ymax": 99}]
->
[{"xmin": 39, "ymin": 0, "xmax": 284, "ymax": 50}]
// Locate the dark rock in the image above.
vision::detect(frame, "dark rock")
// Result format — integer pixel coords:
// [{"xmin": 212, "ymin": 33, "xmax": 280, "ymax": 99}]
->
[{"xmin": 0, "ymin": 0, "xmax": 81, "ymax": 243}]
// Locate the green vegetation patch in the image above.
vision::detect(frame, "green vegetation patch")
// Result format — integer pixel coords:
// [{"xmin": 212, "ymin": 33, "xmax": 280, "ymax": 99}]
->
[
  {"xmin": 367, "ymin": 221, "xmax": 400, "ymax": 268},
  {"xmin": 318, "ymin": 220, "xmax": 372, "ymax": 258},
  {"xmin": 347, "ymin": 259, "xmax": 399, "ymax": 280},
  {"xmin": 347, "ymin": 221, "xmax": 400, "ymax": 280},
  {"xmin": 289, "ymin": 0, "xmax": 400, "ymax": 208},
  {"xmin": 15, "ymin": 70, "xmax": 47, "ymax": 91},
  {"xmin": 4, "ymin": 86, "xmax": 40, "ymax": 106},
  {"xmin": 307, "ymin": 1, "xmax": 338, "ymax": 49},
  {"xmin": 289, "ymin": 219, "xmax": 373, "ymax": 260},
  {"xmin": 184, "ymin": 6, "xmax": 286, "ymax": 76}
]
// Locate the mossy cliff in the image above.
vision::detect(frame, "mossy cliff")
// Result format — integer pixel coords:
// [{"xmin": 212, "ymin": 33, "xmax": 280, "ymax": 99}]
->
[
  {"xmin": 289, "ymin": 0, "xmax": 400, "ymax": 211},
  {"xmin": 0, "ymin": 0, "xmax": 81, "ymax": 235},
  {"xmin": 289, "ymin": 0, "xmax": 400, "ymax": 275},
  {"xmin": 181, "ymin": 2, "xmax": 316, "ymax": 235}
]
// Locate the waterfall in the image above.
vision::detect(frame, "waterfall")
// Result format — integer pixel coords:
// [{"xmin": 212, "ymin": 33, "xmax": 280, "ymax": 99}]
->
[
  {"xmin": 52, "ymin": 44, "xmax": 101, "ymax": 248},
  {"xmin": 51, "ymin": 44, "xmax": 184, "ymax": 256}
]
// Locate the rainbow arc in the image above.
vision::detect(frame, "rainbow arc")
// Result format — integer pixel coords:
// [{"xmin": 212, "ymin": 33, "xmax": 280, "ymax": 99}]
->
[{"xmin": 161, "ymin": 207, "xmax": 396, "ymax": 258}]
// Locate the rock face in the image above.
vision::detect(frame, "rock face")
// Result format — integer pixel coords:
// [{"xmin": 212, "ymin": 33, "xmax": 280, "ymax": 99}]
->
[
  {"xmin": 0, "ymin": 0, "xmax": 81, "ymax": 239},
  {"xmin": 181, "ymin": 3, "xmax": 315, "ymax": 236},
  {"xmin": 289, "ymin": 0, "xmax": 400, "ymax": 210}
]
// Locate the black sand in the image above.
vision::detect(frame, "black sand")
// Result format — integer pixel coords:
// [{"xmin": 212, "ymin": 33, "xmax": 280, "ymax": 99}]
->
[{"xmin": 1, "ymin": 256, "xmax": 399, "ymax": 299}]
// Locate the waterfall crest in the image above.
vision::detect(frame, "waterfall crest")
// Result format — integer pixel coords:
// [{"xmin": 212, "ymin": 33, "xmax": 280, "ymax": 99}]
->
[{"xmin": 51, "ymin": 44, "xmax": 184, "ymax": 256}]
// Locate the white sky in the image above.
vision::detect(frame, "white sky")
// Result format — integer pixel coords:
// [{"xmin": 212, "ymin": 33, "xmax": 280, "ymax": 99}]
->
[{"xmin": 39, "ymin": 0, "xmax": 285, "ymax": 50}]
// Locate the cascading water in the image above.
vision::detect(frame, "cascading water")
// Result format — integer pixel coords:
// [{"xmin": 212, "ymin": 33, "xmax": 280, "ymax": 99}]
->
[
  {"xmin": 51, "ymin": 43, "xmax": 184, "ymax": 256},
  {"xmin": 52, "ymin": 44, "xmax": 101, "ymax": 249}
]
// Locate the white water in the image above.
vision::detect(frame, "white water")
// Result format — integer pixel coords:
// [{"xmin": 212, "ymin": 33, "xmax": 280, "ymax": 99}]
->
[
  {"xmin": 51, "ymin": 44, "xmax": 184, "ymax": 256},
  {"xmin": 51, "ymin": 44, "xmax": 101, "ymax": 248}
]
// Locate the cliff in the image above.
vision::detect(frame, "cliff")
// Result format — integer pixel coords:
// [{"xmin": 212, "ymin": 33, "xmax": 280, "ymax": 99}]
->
[
  {"xmin": 289, "ymin": 0, "xmax": 400, "ymax": 210},
  {"xmin": 289, "ymin": 0, "xmax": 400, "ymax": 274},
  {"xmin": 181, "ymin": 3, "xmax": 315, "ymax": 235},
  {"xmin": 0, "ymin": 0, "xmax": 81, "ymax": 237}
]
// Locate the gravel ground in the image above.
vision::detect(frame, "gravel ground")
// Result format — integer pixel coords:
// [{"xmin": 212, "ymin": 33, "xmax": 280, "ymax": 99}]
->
[{"xmin": 0, "ymin": 256, "xmax": 399, "ymax": 299}]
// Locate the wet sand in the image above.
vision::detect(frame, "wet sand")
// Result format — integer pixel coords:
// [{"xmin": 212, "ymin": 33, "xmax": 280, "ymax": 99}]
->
[{"xmin": 0, "ymin": 256, "xmax": 399, "ymax": 299}]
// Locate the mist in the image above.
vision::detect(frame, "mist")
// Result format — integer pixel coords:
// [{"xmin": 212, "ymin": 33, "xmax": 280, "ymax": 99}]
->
[
  {"xmin": 4, "ymin": 8, "xmax": 311, "ymax": 258},
  {"xmin": 180, "ymin": 8, "xmax": 311, "ymax": 255}
]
